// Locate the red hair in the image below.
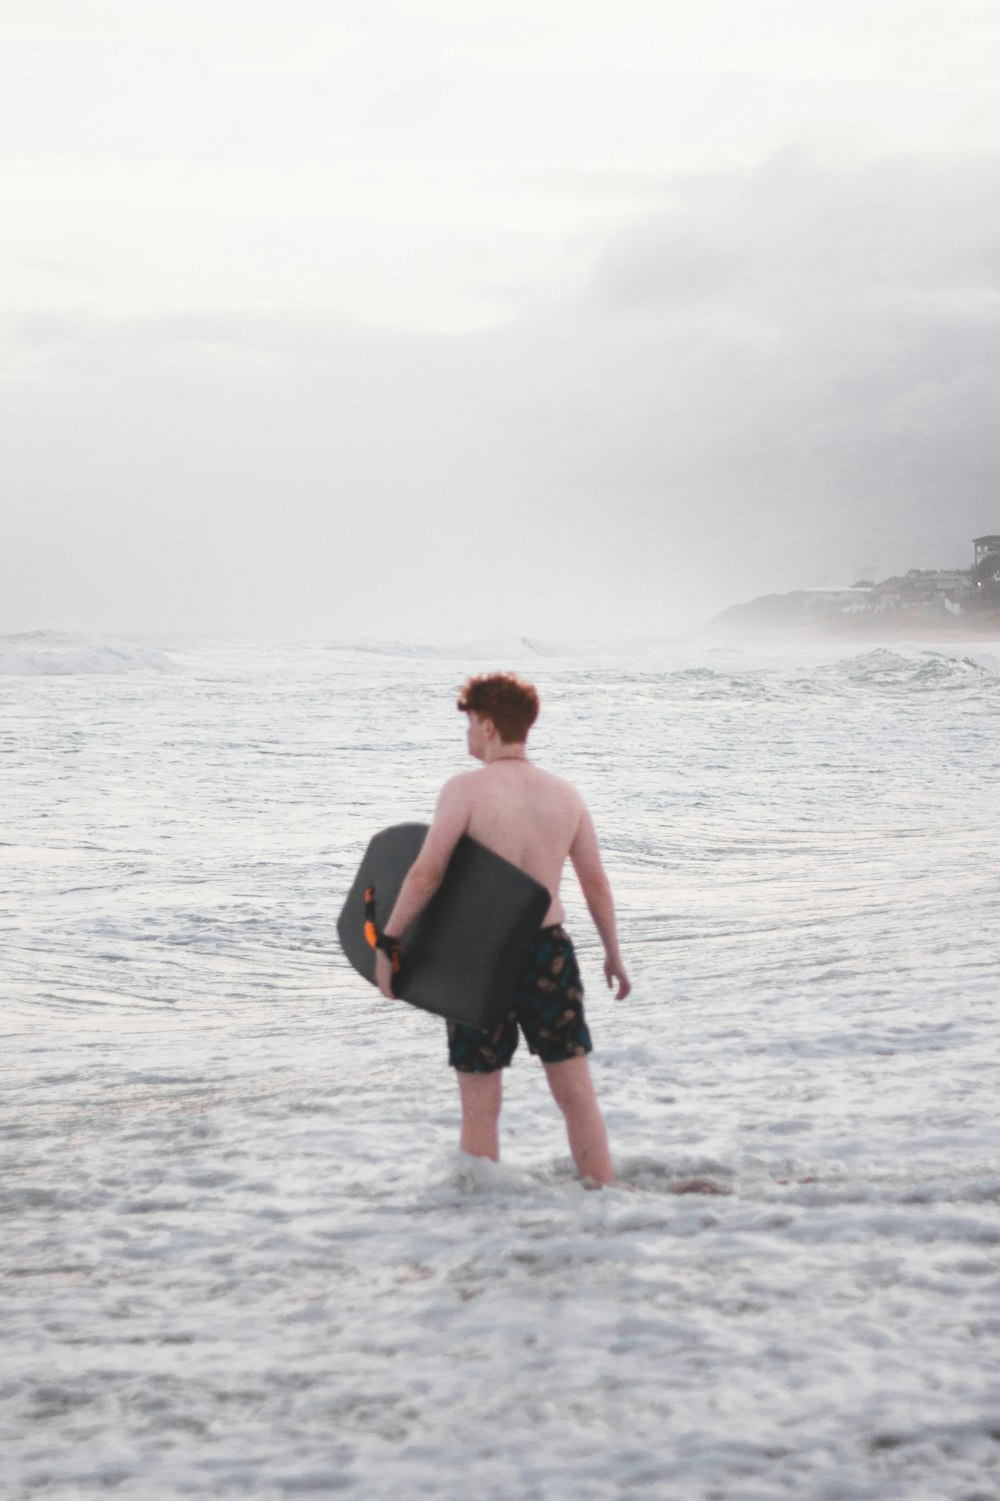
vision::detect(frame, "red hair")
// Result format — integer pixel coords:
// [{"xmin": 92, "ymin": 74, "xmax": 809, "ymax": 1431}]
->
[{"xmin": 456, "ymin": 673, "xmax": 540, "ymax": 744}]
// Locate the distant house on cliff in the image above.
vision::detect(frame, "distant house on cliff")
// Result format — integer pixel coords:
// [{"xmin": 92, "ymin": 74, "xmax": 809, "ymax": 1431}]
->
[
  {"xmin": 869, "ymin": 569, "xmax": 969, "ymax": 615},
  {"xmin": 906, "ymin": 569, "xmax": 971, "ymax": 598},
  {"xmin": 802, "ymin": 585, "xmax": 872, "ymax": 615},
  {"xmin": 807, "ymin": 538, "xmax": 996, "ymax": 619},
  {"xmin": 706, "ymin": 532, "xmax": 1000, "ymax": 636},
  {"xmin": 972, "ymin": 535, "xmax": 1000, "ymax": 602}
]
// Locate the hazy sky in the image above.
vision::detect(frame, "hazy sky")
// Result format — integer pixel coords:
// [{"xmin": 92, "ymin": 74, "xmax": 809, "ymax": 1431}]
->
[{"xmin": 4, "ymin": 0, "xmax": 999, "ymax": 638}]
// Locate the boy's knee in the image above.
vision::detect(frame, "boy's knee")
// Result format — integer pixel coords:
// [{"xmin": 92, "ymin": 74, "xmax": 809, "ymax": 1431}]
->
[{"xmin": 547, "ymin": 1065, "xmax": 597, "ymax": 1115}]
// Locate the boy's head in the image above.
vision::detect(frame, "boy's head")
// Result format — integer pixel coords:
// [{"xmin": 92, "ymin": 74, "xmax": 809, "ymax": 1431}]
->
[{"xmin": 456, "ymin": 673, "xmax": 540, "ymax": 745}]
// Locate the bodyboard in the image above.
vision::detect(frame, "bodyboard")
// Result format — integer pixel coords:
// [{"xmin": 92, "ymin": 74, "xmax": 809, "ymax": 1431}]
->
[{"xmin": 337, "ymin": 823, "xmax": 552, "ymax": 1031}]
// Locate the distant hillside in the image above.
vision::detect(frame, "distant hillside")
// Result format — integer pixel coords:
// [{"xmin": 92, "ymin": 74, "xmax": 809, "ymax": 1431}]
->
[
  {"xmin": 705, "ymin": 538, "xmax": 1000, "ymax": 640},
  {"xmin": 704, "ymin": 592, "xmax": 826, "ymax": 638}
]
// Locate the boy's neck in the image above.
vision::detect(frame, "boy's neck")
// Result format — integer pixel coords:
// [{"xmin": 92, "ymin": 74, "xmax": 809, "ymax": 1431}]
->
[{"xmin": 484, "ymin": 742, "xmax": 528, "ymax": 764}]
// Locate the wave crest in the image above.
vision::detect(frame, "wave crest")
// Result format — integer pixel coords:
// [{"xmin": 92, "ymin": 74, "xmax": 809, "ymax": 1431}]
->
[
  {"xmin": 0, "ymin": 631, "xmax": 178, "ymax": 676},
  {"xmin": 830, "ymin": 648, "xmax": 999, "ymax": 691}
]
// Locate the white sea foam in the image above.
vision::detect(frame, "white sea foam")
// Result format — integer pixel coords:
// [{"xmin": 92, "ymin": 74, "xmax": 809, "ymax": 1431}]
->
[{"xmin": 2, "ymin": 637, "xmax": 999, "ymax": 1499}]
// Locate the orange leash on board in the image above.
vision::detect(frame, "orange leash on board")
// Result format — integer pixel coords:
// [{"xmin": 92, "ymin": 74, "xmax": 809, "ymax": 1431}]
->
[{"xmin": 363, "ymin": 885, "xmax": 402, "ymax": 973}]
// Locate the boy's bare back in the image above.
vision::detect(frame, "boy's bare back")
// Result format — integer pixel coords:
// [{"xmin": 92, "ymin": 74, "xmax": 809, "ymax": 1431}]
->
[{"xmin": 443, "ymin": 760, "xmax": 586, "ymax": 926}]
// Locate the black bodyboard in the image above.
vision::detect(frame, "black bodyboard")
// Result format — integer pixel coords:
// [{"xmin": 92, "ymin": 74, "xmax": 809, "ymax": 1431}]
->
[{"xmin": 337, "ymin": 823, "xmax": 551, "ymax": 1031}]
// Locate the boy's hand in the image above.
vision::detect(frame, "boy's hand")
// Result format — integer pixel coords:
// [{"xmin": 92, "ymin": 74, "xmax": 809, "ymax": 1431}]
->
[
  {"xmin": 604, "ymin": 955, "xmax": 631, "ymax": 1000},
  {"xmin": 375, "ymin": 949, "xmax": 397, "ymax": 999}
]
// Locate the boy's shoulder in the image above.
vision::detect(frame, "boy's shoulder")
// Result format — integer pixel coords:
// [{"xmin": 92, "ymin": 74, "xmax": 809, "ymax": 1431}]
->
[
  {"xmin": 437, "ymin": 768, "xmax": 480, "ymax": 802},
  {"xmin": 532, "ymin": 763, "xmax": 586, "ymax": 803}
]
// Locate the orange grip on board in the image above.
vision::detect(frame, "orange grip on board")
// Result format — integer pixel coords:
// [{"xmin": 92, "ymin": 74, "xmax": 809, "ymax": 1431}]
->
[{"xmin": 363, "ymin": 883, "xmax": 401, "ymax": 972}]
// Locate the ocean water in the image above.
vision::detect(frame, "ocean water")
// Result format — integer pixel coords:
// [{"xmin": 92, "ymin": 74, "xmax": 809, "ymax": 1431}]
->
[{"xmin": 2, "ymin": 631, "xmax": 999, "ymax": 1500}]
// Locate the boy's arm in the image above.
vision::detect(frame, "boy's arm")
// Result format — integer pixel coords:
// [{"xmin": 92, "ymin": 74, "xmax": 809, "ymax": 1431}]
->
[
  {"xmin": 569, "ymin": 806, "xmax": 631, "ymax": 1000},
  {"xmin": 374, "ymin": 777, "xmax": 470, "ymax": 997}
]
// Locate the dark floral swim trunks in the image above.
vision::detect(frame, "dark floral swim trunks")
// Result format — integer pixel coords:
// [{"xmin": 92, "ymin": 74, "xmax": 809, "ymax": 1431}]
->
[{"xmin": 447, "ymin": 925, "xmax": 593, "ymax": 1073}]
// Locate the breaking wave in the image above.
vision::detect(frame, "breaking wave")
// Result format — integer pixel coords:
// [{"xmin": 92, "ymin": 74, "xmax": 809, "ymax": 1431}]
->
[
  {"xmin": 821, "ymin": 647, "xmax": 1000, "ymax": 693},
  {"xmin": 0, "ymin": 630, "xmax": 179, "ymax": 676}
]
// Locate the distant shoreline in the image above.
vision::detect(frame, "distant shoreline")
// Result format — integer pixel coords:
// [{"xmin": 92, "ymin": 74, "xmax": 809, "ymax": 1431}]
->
[{"xmin": 703, "ymin": 620, "xmax": 1000, "ymax": 643}]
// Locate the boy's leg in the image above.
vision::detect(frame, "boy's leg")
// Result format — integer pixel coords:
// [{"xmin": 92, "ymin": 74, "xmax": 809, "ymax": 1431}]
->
[
  {"xmin": 457, "ymin": 1069, "xmax": 504, "ymax": 1161},
  {"xmin": 543, "ymin": 1056, "xmax": 615, "ymax": 1185}
]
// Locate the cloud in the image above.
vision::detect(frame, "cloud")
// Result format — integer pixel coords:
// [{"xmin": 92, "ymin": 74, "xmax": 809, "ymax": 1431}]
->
[
  {"xmin": 4, "ymin": 151, "xmax": 999, "ymax": 637},
  {"xmin": 540, "ymin": 151, "xmax": 1000, "ymax": 582}
]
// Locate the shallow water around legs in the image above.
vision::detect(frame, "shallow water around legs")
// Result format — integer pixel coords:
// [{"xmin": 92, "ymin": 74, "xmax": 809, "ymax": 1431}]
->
[{"xmin": 2, "ymin": 636, "xmax": 999, "ymax": 1499}]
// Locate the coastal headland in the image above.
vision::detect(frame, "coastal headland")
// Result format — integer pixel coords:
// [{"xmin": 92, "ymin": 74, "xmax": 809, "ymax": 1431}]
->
[{"xmin": 705, "ymin": 533, "xmax": 1000, "ymax": 641}]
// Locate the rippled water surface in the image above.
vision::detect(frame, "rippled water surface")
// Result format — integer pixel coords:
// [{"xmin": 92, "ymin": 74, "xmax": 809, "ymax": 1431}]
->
[{"xmin": 2, "ymin": 634, "xmax": 999, "ymax": 1499}]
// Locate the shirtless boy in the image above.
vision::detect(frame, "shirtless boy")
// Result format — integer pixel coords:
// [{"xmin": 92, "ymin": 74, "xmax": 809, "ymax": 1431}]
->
[{"xmin": 374, "ymin": 673, "xmax": 630, "ymax": 1186}]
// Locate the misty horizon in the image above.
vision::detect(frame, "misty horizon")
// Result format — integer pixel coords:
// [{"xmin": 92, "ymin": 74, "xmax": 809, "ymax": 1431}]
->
[{"xmin": 4, "ymin": 3, "xmax": 998, "ymax": 639}]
